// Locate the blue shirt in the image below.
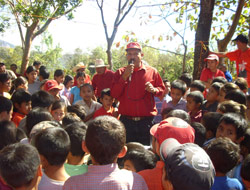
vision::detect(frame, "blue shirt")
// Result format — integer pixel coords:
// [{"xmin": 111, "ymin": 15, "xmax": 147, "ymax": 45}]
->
[
  {"xmin": 162, "ymin": 98, "xmax": 187, "ymax": 112},
  {"xmin": 224, "ymin": 71, "xmax": 233, "ymax": 82},
  {"xmin": 212, "ymin": 176, "xmax": 243, "ymax": 190},
  {"xmin": 71, "ymin": 86, "xmax": 82, "ymax": 104}
]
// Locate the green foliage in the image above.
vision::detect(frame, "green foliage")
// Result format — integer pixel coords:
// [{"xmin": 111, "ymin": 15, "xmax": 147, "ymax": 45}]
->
[{"xmin": 0, "ymin": 46, "xmax": 23, "ymax": 70}]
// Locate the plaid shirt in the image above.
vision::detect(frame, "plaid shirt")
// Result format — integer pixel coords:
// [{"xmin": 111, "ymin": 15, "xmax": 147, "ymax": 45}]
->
[{"xmin": 63, "ymin": 163, "xmax": 148, "ymax": 190}]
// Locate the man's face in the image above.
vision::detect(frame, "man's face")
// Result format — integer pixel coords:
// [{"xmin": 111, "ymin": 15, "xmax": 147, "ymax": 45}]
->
[
  {"xmin": 10, "ymin": 65, "xmax": 17, "ymax": 72},
  {"xmin": 77, "ymin": 68, "xmax": 85, "ymax": 73},
  {"xmin": 207, "ymin": 60, "xmax": 218, "ymax": 71},
  {"xmin": 0, "ymin": 65, "xmax": 6, "ymax": 73},
  {"xmin": 236, "ymin": 41, "xmax": 247, "ymax": 50},
  {"xmin": 96, "ymin": 67, "xmax": 106, "ymax": 75},
  {"xmin": 126, "ymin": 49, "xmax": 142, "ymax": 66}
]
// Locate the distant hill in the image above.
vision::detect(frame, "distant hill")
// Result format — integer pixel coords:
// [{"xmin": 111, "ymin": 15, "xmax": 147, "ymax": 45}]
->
[{"xmin": 0, "ymin": 40, "xmax": 15, "ymax": 48}]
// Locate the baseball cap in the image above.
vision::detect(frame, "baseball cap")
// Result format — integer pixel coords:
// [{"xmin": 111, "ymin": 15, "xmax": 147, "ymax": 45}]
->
[
  {"xmin": 160, "ymin": 138, "xmax": 215, "ymax": 190},
  {"xmin": 232, "ymin": 34, "xmax": 249, "ymax": 44},
  {"xmin": 44, "ymin": 80, "xmax": 63, "ymax": 92},
  {"xmin": 126, "ymin": 42, "xmax": 142, "ymax": 51},
  {"xmin": 204, "ymin": 54, "xmax": 219, "ymax": 62},
  {"xmin": 150, "ymin": 117, "xmax": 195, "ymax": 145}
]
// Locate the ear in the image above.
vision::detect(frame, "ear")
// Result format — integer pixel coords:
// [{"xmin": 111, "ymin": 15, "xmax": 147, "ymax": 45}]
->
[
  {"xmin": 118, "ymin": 145, "xmax": 127, "ymax": 158},
  {"xmin": 82, "ymin": 140, "xmax": 89, "ymax": 154},
  {"xmin": 37, "ymin": 164, "xmax": 43, "ymax": 177}
]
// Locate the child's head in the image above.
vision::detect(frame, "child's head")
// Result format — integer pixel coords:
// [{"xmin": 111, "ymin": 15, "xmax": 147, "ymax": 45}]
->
[
  {"xmin": 179, "ymin": 72, "xmax": 193, "ymax": 88},
  {"xmin": 0, "ymin": 143, "xmax": 41, "ymax": 190},
  {"xmin": 241, "ymin": 154, "xmax": 250, "ymax": 189},
  {"xmin": 51, "ymin": 101, "xmax": 66, "ymax": 122},
  {"xmin": 216, "ymin": 113, "xmax": 247, "ymax": 144},
  {"xmin": 190, "ymin": 80, "xmax": 205, "ymax": 93},
  {"xmin": 44, "ymin": 80, "xmax": 63, "ymax": 98},
  {"xmin": 186, "ymin": 91, "xmax": 204, "ymax": 112},
  {"xmin": 54, "ymin": 69, "xmax": 65, "ymax": 84},
  {"xmin": 39, "ymin": 68, "xmax": 50, "ymax": 81},
  {"xmin": 12, "ymin": 76, "xmax": 28, "ymax": 90},
  {"xmin": 33, "ymin": 61, "xmax": 41, "ymax": 70},
  {"xmin": 217, "ymin": 100, "xmax": 247, "ymax": 118},
  {"xmin": 161, "ymin": 107, "xmax": 174, "ymax": 120},
  {"xmin": 212, "ymin": 76, "xmax": 227, "ymax": 84},
  {"xmin": 62, "ymin": 112, "xmax": 81, "ymax": 127},
  {"xmin": 218, "ymin": 82, "xmax": 240, "ymax": 102},
  {"xmin": 170, "ymin": 79, "xmax": 187, "ymax": 103},
  {"xmin": 0, "ymin": 120, "xmax": 17, "ymax": 150},
  {"xmin": 67, "ymin": 104, "xmax": 86, "ymax": 121},
  {"xmin": 0, "ymin": 73, "xmax": 11, "ymax": 93},
  {"xmin": 240, "ymin": 128, "xmax": 250, "ymax": 159},
  {"xmin": 206, "ymin": 82, "xmax": 222, "ymax": 102},
  {"xmin": 225, "ymin": 89, "xmax": 247, "ymax": 105},
  {"xmin": 31, "ymin": 90, "xmax": 55, "ymax": 110},
  {"xmin": 206, "ymin": 137, "xmax": 240, "ymax": 175},
  {"xmin": 34, "ymin": 127, "xmax": 70, "ymax": 167},
  {"xmin": 76, "ymin": 72, "xmax": 85, "ymax": 86},
  {"xmin": 80, "ymin": 83, "xmax": 94, "ymax": 101},
  {"xmin": 166, "ymin": 109, "xmax": 190, "ymax": 124},
  {"xmin": 191, "ymin": 122, "xmax": 206, "ymax": 147},
  {"xmin": 0, "ymin": 96, "xmax": 13, "ymax": 121},
  {"xmin": 11, "ymin": 89, "xmax": 32, "ymax": 115},
  {"xmin": 63, "ymin": 75, "xmax": 74, "ymax": 88},
  {"xmin": 84, "ymin": 116, "xmax": 126, "ymax": 165},
  {"xmin": 100, "ymin": 88, "xmax": 113, "ymax": 110},
  {"xmin": 235, "ymin": 77, "xmax": 248, "ymax": 93},
  {"xmin": 26, "ymin": 66, "xmax": 37, "ymax": 83}
]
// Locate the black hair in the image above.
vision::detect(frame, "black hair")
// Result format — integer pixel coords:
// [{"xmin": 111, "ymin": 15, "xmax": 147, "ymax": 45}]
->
[
  {"xmin": 67, "ymin": 104, "xmax": 86, "ymax": 121},
  {"xmin": 11, "ymin": 89, "xmax": 31, "ymax": 112},
  {"xmin": 166, "ymin": 109, "xmax": 191, "ymax": 124},
  {"xmin": 12, "ymin": 76, "xmax": 28, "ymax": 89},
  {"xmin": 0, "ymin": 143, "xmax": 40, "ymax": 188},
  {"xmin": 241, "ymin": 154, "xmax": 250, "ymax": 181},
  {"xmin": 65, "ymin": 122, "xmax": 87, "ymax": 157},
  {"xmin": 54, "ymin": 69, "xmax": 64, "ymax": 77},
  {"xmin": 206, "ymin": 137, "xmax": 240, "ymax": 174},
  {"xmin": 10, "ymin": 63, "xmax": 17, "ymax": 68},
  {"xmin": 187, "ymin": 91, "xmax": 204, "ymax": 104},
  {"xmin": 100, "ymin": 88, "xmax": 111, "ymax": 98},
  {"xmin": 34, "ymin": 127, "xmax": 70, "ymax": 166},
  {"xmin": 217, "ymin": 100, "xmax": 247, "ymax": 118},
  {"xmin": 179, "ymin": 72, "xmax": 193, "ymax": 87},
  {"xmin": 240, "ymin": 128, "xmax": 250, "ymax": 158},
  {"xmin": 39, "ymin": 68, "xmax": 50, "ymax": 80},
  {"xmin": 191, "ymin": 122, "xmax": 206, "ymax": 147},
  {"xmin": 202, "ymin": 112, "xmax": 223, "ymax": 138},
  {"xmin": 0, "ymin": 96, "xmax": 12, "ymax": 114},
  {"xmin": 0, "ymin": 73, "xmax": 11, "ymax": 83},
  {"xmin": 80, "ymin": 83, "xmax": 94, "ymax": 91},
  {"xmin": 39, "ymin": 65, "xmax": 46, "ymax": 72},
  {"xmin": 210, "ymin": 82, "xmax": 223, "ymax": 93},
  {"xmin": 0, "ymin": 120, "xmax": 17, "ymax": 150},
  {"xmin": 31, "ymin": 90, "xmax": 55, "ymax": 109},
  {"xmin": 225, "ymin": 89, "xmax": 247, "ymax": 105},
  {"xmin": 190, "ymin": 80, "xmax": 205, "ymax": 93},
  {"xmin": 212, "ymin": 76, "xmax": 227, "ymax": 84},
  {"xmin": 16, "ymin": 128, "xmax": 27, "ymax": 142},
  {"xmin": 51, "ymin": 101, "xmax": 66, "ymax": 111},
  {"xmin": 161, "ymin": 107, "xmax": 174, "ymax": 119},
  {"xmin": 62, "ymin": 112, "xmax": 81, "ymax": 127},
  {"xmin": 63, "ymin": 75, "xmax": 74, "ymax": 86},
  {"xmin": 76, "ymin": 72, "xmax": 85, "ymax": 79},
  {"xmin": 234, "ymin": 77, "xmax": 248, "ymax": 91},
  {"xmin": 33, "ymin": 61, "xmax": 41, "ymax": 66},
  {"xmin": 171, "ymin": 79, "xmax": 187, "ymax": 95},
  {"xmin": 220, "ymin": 82, "xmax": 240, "ymax": 94},
  {"xmin": 26, "ymin": 66, "xmax": 37, "ymax": 74}
]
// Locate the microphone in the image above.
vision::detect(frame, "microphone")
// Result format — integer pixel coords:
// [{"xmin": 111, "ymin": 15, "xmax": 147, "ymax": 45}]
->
[{"xmin": 128, "ymin": 59, "xmax": 134, "ymax": 82}]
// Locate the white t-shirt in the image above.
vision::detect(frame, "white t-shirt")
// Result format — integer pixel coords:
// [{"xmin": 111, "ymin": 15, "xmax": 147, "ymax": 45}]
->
[
  {"xmin": 39, "ymin": 172, "xmax": 68, "ymax": 190},
  {"xmin": 75, "ymin": 99, "xmax": 102, "ymax": 116}
]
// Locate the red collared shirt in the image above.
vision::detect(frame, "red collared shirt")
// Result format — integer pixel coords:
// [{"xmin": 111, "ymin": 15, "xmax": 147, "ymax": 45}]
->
[
  {"xmin": 93, "ymin": 106, "xmax": 114, "ymax": 119},
  {"xmin": 92, "ymin": 69, "xmax": 115, "ymax": 98},
  {"xmin": 111, "ymin": 64, "xmax": 165, "ymax": 117}
]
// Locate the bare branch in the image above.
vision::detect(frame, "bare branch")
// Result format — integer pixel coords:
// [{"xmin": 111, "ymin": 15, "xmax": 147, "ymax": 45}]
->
[
  {"xmin": 143, "ymin": 44, "xmax": 184, "ymax": 56},
  {"xmin": 117, "ymin": 0, "xmax": 137, "ymax": 26}
]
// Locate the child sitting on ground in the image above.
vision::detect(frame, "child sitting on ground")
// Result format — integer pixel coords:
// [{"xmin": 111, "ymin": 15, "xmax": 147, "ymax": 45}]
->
[
  {"xmin": 11, "ymin": 89, "xmax": 32, "ymax": 126},
  {"xmin": 70, "ymin": 72, "xmax": 85, "ymax": 104},
  {"xmin": 51, "ymin": 101, "xmax": 66, "ymax": 124},
  {"xmin": 93, "ymin": 88, "xmax": 119, "ymax": 119},
  {"xmin": 241, "ymin": 154, "xmax": 250, "ymax": 190},
  {"xmin": 0, "ymin": 96, "xmax": 13, "ymax": 122},
  {"xmin": 207, "ymin": 137, "xmax": 243, "ymax": 190},
  {"xmin": 75, "ymin": 83, "xmax": 102, "ymax": 122},
  {"xmin": 63, "ymin": 116, "xmax": 148, "ymax": 189},
  {"xmin": 186, "ymin": 91, "xmax": 204, "ymax": 123}
]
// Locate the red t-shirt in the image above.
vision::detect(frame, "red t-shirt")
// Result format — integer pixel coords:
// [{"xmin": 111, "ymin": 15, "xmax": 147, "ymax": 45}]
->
[
  {"xmin": 93, "ymin": 106, "xmax": 114, "ymax": 119},
  {"xmin": 200, "ymin": 68, "xmax": 225, "ymax": 82},
  {"xmin": 12, "ymin": 112, "xmax": 25, "ymax": 127}
]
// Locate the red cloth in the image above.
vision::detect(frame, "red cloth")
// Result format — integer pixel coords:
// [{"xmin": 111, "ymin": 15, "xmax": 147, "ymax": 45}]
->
[
  {"xmin": 93, "ymin": 106, "xmax": 114, "ymax": 119},
  {"xmin": 92, "ymin": 69, "xmax": 115, "ymax": 98},
  {"xmin": 226, "ymin": 48, "xmax": 250, "ymax": 86},
  {"xmin": 12, "ymin": 112, "xmax": 25, "ymax": 127},
  {"xmin": 189, "ymin": 110, "xmax": 205, "ymax": 123},
  {"xmin": 111, "ymin": 64, "xmax": 165, "ymax": 117},
  {"xmin": 138, "ymin": 161, "xmax": 164, "ymax": 190},
  {"xmin": 73, "ymin": 74, "xmax": 91, "ymax": 86},
  {"xmin": 200, "ymin": 68, "xmax": 225, "ymax": 82}
]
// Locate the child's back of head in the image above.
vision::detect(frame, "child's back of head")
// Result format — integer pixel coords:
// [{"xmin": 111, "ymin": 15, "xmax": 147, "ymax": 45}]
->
[
  {"xmin": 240, "ymin": 128, "xmax": 250, "ymax": 159},
  {"xmin": 191, "ymin": 122, "xmax": 206, "ymax": 147},
  {"xmin": 217, "ymin": 100, "xmax": 247, "ymax": 118},
  {"xmin": 0, "ymin": 96, "xmax": 12, "ymax": 121},
  {"xmin": 212, "ymin": 76, "xmax": 227, "ymax": 84},
  {"xmin": 12, "ymin": 76, "xmax": 28, "ymax": 90},
  {"xmin": 235, "ymin": 77, "xmax": 248, "ymax": 93},
  {"xmin": 190, "ymin": 80, "xmax": 205, "ymax": 93},
  {"xmin": 0, "ymin": 120, "xmax": 17, "ymax": 150},
  {"xmin": 179, "ymin": 72, "xmax": 193, "ymax": 88},
  {"xmin": 225, "ymin": 89, "xmax": 247, "ymax": 105},
  {"xmin": 62, "ymin": 112, "xmax": 81, "ymax": 127},
  {"xmin": 67, "ymin": 104, "xmax": 86, "ymax": 121},
  {"xmin": 166, "ymin": 109, "xmax": 190, "ymax": 124},
  {"xmin": 31, "ymin": 90, "xmax": 55, "ymax": 109}
]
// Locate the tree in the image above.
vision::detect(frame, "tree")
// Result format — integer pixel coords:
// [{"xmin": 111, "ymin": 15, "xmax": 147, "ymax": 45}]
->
[
  {"xmin": 96, "ymin": 0, "xmax": 137, "ymax": 69},
  {"xmin": 2, "ymin": 0, "xmax": 82, "ymax": 74}
]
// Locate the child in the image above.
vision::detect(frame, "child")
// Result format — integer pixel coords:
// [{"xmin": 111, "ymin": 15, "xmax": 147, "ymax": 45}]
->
[
  {"xmin": 207, "ymin": 137, "xmax": 243, "ymax": 190},
  {"xmin": 54, "ymin": 69, "xmax": 65, "ymax": 86},
  {"xmin": 39, "ymin": 67, "xmax": 50, "ymax": 82},
  {"xmin": 61, "ymin": 75, "xmax": 74, "ymax": 101},
  {"xmin": 63, "ymin": 116, "xmax": 148, "ymax": 189},
  {"xmin": 26, "ymin": 65, "xmax": 41, "ymax": 95},
  {"xmin": 75, "ymin": 83, "xmax": 102, "ymax": 122},
  {"xmin": 0, "ymin": 120, "xmax": 17, "ymax": 151},
  {"xmin": 202, "ymin": 82, "xmax": 222, "ymax": 112},
  {"xmin": 235, "ymin": 77, "xmax": 248, "ymax": 94},
  {"xmin": 217, "ymin": 100, "xmax": 247, "ymax": 119},
  {"xmin": 220, "ymin": 63, "xmax": 233, "ymax": 82},
  {"xmin": 0, "ymin": 143, "xmax": 42, "ymax": 190},
  {"xmin": 0, "ymin": 96, "xmax": 13, "ymax": 121},
  {"xmin": 93, "ymin": 88, "xmax": 118, "ymax": 119},
  {"xmin": 34, "ymin": 127, "xmax": 70, "ymax": 189},
  {"xmin": 70, "ymin": 72, "xmax": 85, "ymax": 104},
  {"xmin": 0, "ymin": 73, "xmax": 11, "ymax": 98},
  {"xmin": 186, "ymin": 91, "xmax": 204, "ymax": 123},
  {"xmin": 191, "ymin": 122, "xmax": 206, "ymax": 147},
  {"xmin": 241, "ymin": 154, "xmax": 250, "ymax": 190},
  {"xmin": 11, "ymin": 89, "xmax": 32, "ymax": 126},
  {"xmin": 64, "ymin": 122, "xmax": 88, "ymax": 176},
  {"xmin": 218, "ymin": 82, "xmax": 239, "ymax": 103},
  {"xmin": 51, "ymin": 101, "xmax": 66, "ymax": 123},
  {"xmin": 12, "ymin": 76, "xmax": 28, "ymax": 91},
  {"xmin": 166, "ymin": 109, "xmax": 190, "ymax": 123},
  {"xmin": 67, "ymin": 104, "xmax": 86, "ymax": 121},
  {"xmin": 190, "ymin": 80, "xmax": 205, "ymax": 93},
  {"xmin": 162, "ymin": 79, "xmax": 187, "ymax": 112},
  {"xmin": 62, "ymin": 112, "xmax": 81, "ymax": 127},
  {"xmin": 225, "ymin": 89, "xmax": 247, "ymax": 105}
]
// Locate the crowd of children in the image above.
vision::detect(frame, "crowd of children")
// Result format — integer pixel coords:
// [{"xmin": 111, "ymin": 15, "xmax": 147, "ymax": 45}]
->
[{"xmin": 0, "ymin": 49, "xmax": 250, "ymax": 190}]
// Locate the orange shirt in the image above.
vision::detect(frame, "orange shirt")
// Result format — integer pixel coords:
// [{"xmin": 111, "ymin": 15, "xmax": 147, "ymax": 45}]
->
[
  {"xmin": 93, "ymin": 106, "xmax": 114, "ymax": 119},
  {"xmin": 12, "ymin": 112, "xmax": 25, "ymax": 127}
]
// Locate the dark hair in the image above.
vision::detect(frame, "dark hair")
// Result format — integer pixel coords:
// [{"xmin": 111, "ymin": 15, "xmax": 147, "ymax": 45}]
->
[
  {"xmin": 54, "ymin": 69, "xmax": 64, "ymax": 78},
  {"xmin": 210, "ymin": 82, "xmax": 223, "ymax": 93},
  {"xmin": 10, "ymin": 63, "xmax": 17, "ymax": 68},
  {"xmin": 39, "ymin": 68, "xmax": 50, "ymax": 80},
  {"xmin": 220, "ymin": 82, "xmax": 239, "ymax": 94},
  {"xmin": 190, "ymin": 80, "xmax": 205, "ymax": 93},
  {"xmin": 63, "ymin": 75, "xmax": 74, "ymax": 86},
  {"xmin": 179, "ymin": 72, "xmax": 193, "ymax": 87},
  {"xmin": 12, "ymin": 76, "xmax": 28, "ymax": 89},
  {"xmin": 0, "ymin": 96, "xmax": 12, "ymax": 114},
  {"xmin": 202, "ymin": 112, "xmax": 223, "ymax": 138},
  {"xmin": 219, "ymin": 113, "xmax": 247, "ymax": 139},
  {"xmin": 31, "ymin": 90, "xmax": 55, "ymax": 109},
  {"xmin": 191, "ymin": 122, "xmax": 206, "ymax": 147},
  {"xmin": 0, "ymin": 121, "xmax": 17, "ymax": 150},
  {"xmin": 26, "ymin": 66, "xmax": 37, "ymax": 74},
  {"xmin": 80, "ymin": 83, "xmax": 94, "ymax": 91},
  {"xmin": 241, "ymin": 154, "xmax": 250, "ymax": 180},
  {"xmin": 39, "ymin": 65, "xmax": 46, "ymax": 72},
  {"xmin": 33, "ymin": 61, "xmax": 41, "ymax": 66},
  {"xmin": 240, "ymin": 128, "xmax": 250, "ymax": 158},
  {"xmin": 51, "ymin": 101, "xmax": 66, "ymax": 111},
  {"xmin": 26, "ymin": 107, "xmax": 53, "ymax": 136},
  {"xmin": 86, "ymin": 116, "xmax": 126, "ymax": 165},
  {"xmin": 166, "ymin": 109, "xmax": 191, "ymax": 124},
  {"xmin": 187, "ymin": 91, "xmax": 204, "ymax": 104},
  {"xmin": 76, "ymin": 72, "xmax": 85, "ymax": 79},
  {"xmin": 100, "ymin": 88, "xmax": 111, "ymax": 98},
  {"xmin": 11, "ymin": 89, "xmax": 31, "ymax": 112},
  {"xmin": 0, "ymin": 73, "xmax": 10, "ymax": 83},
  {"xmin": 217, "ymin": 100, "xmax": 247, "ymax": 118},
  {"xmin": 65, "ymin": 122, "xmax": 87, "ymax": 157},
  {"xmin": 34, "ymin": 127, "xmax": 70, "ymax": 166},
  {"xmin": 0, "ymin": 143, "xmax": 40, "ymax": 188},
  {"xmin": 234, "ymin": 77, "xmax": 248, "ymax": 91},
  {"xmin": 206, "ymin": 137, "xmax": 240, "ymax": 174},
  {"xmin": 171, "ymin": 79, "xmax": 187, "ymax": 95},
  {"xmin": 212, "ymin": 76, "xmax": 227, "ymax": 84},
  {"xmin": 67, "ymin": 104, "xmax": 86, "ymax": 121},
  {"xmin": 225, "ymin": 89, "xmax": 246, "ymax": 105},
  {"xmin": 161, "ymin": 107, "xmax": 174, "ymax": 119},
  {"xmin": 62, "ymin": 112, "xmax": 81, "ymax": 127},
  {"xmin": 16, "ymin": 128, "xmax": 27, "ymax": 142}
]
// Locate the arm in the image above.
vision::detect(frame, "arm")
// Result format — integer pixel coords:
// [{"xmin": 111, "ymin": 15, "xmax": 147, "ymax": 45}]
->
[
  {"xmin": 110, "ymin": 69, "xmax": 127, "ymax": 99},
  {"xmin": 209, "ymin": 51, "xmax": 227, "ymax": 58},
  {"xmin": 70, "ymin": 94, "xmax": 74, "ymax": 105}
]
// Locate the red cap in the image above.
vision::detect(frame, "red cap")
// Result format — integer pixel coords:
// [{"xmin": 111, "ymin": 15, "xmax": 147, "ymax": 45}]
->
[
  {"xmin": 204, "ymin": 54, "xmax": 219, "ymax": 63},
  {"xmin": 126, "ymin": 42, "xmax": 142, "ymax": 51},
  {"xmin": 150, "ymin": 117, "xmax": 195, "ymax": 145},
  {"xmin": 44, "ymin": 80, "xmax": 63, "ymax": 92}
]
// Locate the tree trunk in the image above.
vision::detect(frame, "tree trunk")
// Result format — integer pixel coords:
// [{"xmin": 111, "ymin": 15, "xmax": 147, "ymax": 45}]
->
[
  {"xmin": 183, "ymin": 44, "xmax": 187, "ymax": 72},
  {"xmin": 107, "ymin": 43, "xmax": 113, "ymax": 70},
  {"xmin": 193, "ymin": 0, "xmax": 215, "ymax": 80}
]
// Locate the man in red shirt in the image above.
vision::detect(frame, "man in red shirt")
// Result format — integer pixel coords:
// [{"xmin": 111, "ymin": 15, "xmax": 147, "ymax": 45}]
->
[
  {"xmin": 111, "ymin": 42, "xmax": 165, "ymax": 145},
  {"xmin": 91, "ymin": 59, "xmax": 115, "ymax": 100},
  {"xmin": 72, "ymin": 62, "xmax": 91, "ymax": 85}
]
